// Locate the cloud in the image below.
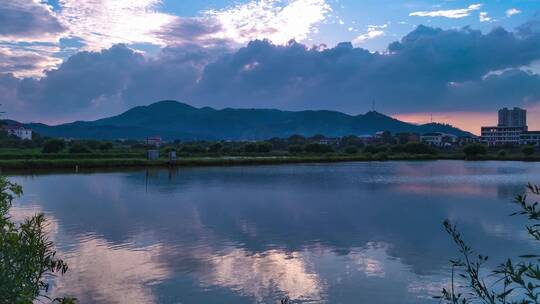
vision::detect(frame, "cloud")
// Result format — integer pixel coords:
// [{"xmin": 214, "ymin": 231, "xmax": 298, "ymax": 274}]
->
[
  {"xmin": 201, "ymin": 0, "xmax": 332, "ymax": 45},
  {"xmin": 199, "ymin": 249, "xmax": 323, "ymax": 302},
  {"xmin": 3, "ymin": 21, "xmax": 540, "ymax": 122},
  {"xmin": 479, "ymin": 12, "xmax": 492, "ymax": 23},
  {"xmin": 506, "ymin": 8, "xmax": 521, "ymax": 18},
  {"xmin": 0, "ymin": 0, "xmax": 66, "ymax": 42},
  {"xmin": 53, "ymin": 236, "xmax": 171, "ymax": 303},
  {"xmin": 0, "ymin": 1, "xmax": 67, "ymax": 77},
  {"xmin": 410, "ymin": 4, "xmax": 482, "ymax": 19},
  {"xmin": 353, "ymin": 24, "xmax": 387, "ymax": 44},
  {"xmin": 57, "ymin": 0, "xmax": 176, "ymax": 50},
  {"xmin": 1, "ymin": 0, "xmax": 333, "ymax": 79},
  {"xmin": 191, "ymin": 25, "xmax": 540, "ymax": 112},
  {"xmin": 0, "ymin": 46, "xmax": 62, "ymax": 77},
  {"xmin": 157, "ymin": 17, "xmax": 227, "ymax": 47},
  {"xmin": 12, "ymin": 44, "xmax": 147, "ymax": 120}
]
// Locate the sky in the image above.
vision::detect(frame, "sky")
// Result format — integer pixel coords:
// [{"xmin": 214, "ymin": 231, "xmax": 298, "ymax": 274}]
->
[{"xmin": 1, "ymin": 0, "xmax": 540, "ymax": 134}]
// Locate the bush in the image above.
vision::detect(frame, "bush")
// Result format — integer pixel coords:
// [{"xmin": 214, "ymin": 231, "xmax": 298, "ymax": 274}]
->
[
  {"xmin": 287, "ymin": 145, "xmax": 303, "ymax": 154},
  {"xmin": 462, "ymin": 144, "xmax": 487, "ymax": 158},
  {"xmin": 390, "ymin": 144, "xmax": 406, "ymax": 154},
  {"xmin": 181, "ymin": 144, "xmax": 205, "ymax": 153},
  {"xmin": 83, "ymin": 140, "xmax": 101, "ymax": 150},
  {"xmin": 375, "ymin": 152, "xmax": 388, "ymax": 160},
  {"xmin": 208, "ymin": 143, "xmax": 223, "ymax": 153},
  {"xmin": 522, "ymin": 145, "xmax": 535, "ymax": 156},
  {"xmin": 69, "ymin": 142, "xmax": 91, "ymax": 154},
  {"xmin": 404, "ymin": 142, "xmax": 437, "ymax": 154},
  {"xmin": 98, "ymin": 142, "xmax": 113, "ymax": 151},
  {"xmin": 439, "ymin": 183, "xmax": 540, "ymax": 304},
  {"xmin": 0, "ymin": 176, "xmax": 75, "ymax": 303},
  {"xmin": 364, "ymin": 145, "xmax": 387, "ymax": 154},
  {"xmin": 341, "ymin": 135, "xmax": 364, "ymax": 148},
  {"xmin": 256, "ymin": 142, "xmax": 273, "ymax": 153},
  {"xmin": 304, "ymin": 143, "xmax": 333, "ymax": 154},
  {"xmin": 344, "ymin": 145, "xmax": 359, "ymax": 154},
  {"xmin": 498, "ymin": 150, "xmax": 507, "ymax": 157},
  {"xmin": 221, "ymin": 145, "xmax": 233, "ymax": 153},
  {"xmin": 42, "ymin": 139, "xmax": 65, "ymax": 153},
  {"xmin": 243, "ymin": 143, "xmax": 258, "ymax": 153}
]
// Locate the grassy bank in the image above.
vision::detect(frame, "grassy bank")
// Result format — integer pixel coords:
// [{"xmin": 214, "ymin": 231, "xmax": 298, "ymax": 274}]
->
[{"xmin": 2, "ymin": 153, "xmax": 540, "ymax": 170}]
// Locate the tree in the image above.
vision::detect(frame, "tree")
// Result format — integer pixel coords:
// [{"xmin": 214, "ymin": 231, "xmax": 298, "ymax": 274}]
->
[
  {"xmin": 364, "ymin": 145, "xmax": 387, "ymax": 154},
  {"xmin": 304, "ymin": 143, "xmax": 333, "ymax": 154},
  {"xmin": 181, "ymin": 144, "xmax": 205, "ymax": 153},
  {"xmin": 243, "ymin": 143, "xmax": 258, "ymax": 153},
  {"xmin": 69, "ymin": 142, "xmax": 91, "ymax": 154},
  {"xmin": 404, "ymin": 142, "xmax": 437, "ymax": 154},
  {"xmin": 344, "ymin": 145, "xmax": 359, "ymax": 154},
  {"xmin": 256, "ymin": 142, "xmax": 273, "ymax": 153},
  {"xmin": 380, "ymin": 131, "xmax": 396, "ymax": 144},
  {"xmin": 98, "ymin": 142, "xmax": 113, "ymax": 151},
  {"xmin": 438, "ymin": 183, "xmax": 540, "ymax": 304},
  {"xmin": 462, "ymin": 144, "xmax": 487, "ymax": 158},
  {"xmin": 208, "ymin": 142, "xmax": 223, "ymax": 153},
  {"xmin": 522, "ymin": 145, "xmax": 535, "ymax": 156},
  {"xmin": 268, "ymin": 137, "xmax": 288, "ymax": 151},
  {"xmin": 396, "ymin": 132, "xmax": 412, "ymax": 145},
  {"xmin": 288, "ymin": 134, "xmax": 306, "ymax": 145},
  {"xmin": 0, "ymin": 176, "xmax": 75, "ymax": 303},
  {"xmin": 341, "ymin": 135, "xmax": 364, "ymax": 148},
  {"xmin": 82, "ymin": 140, "xmax": 100, "ymax": 150},
  {"xmin": 42, "ymin": 139, "xmax": 65, "ymax": 153},
  {"xmin": 288, "ymin": 145, "xmax": 303, "ymax": 154}
]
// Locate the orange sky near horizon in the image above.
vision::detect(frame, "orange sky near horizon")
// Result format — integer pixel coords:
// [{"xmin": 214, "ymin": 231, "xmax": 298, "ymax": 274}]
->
[{"xmin": 393, "ymin": 110, "xmax": 540, "ymax": 136}]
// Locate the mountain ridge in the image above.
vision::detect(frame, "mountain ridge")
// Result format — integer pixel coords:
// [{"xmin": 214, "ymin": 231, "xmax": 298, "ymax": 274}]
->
[{"xmin": 20, "ymin": 100, "xmax": 473, "ymax": 140}]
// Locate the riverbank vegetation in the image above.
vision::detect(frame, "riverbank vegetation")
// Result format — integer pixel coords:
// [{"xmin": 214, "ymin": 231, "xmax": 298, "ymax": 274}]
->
[
  {"xmin": 1, "ymin": 129, "xmax": 540, "ymax": 170},
  {"xmin": 0, "ymin": 176, "xmax": 75, "ymax": 303},
  {"xmin": 439, "ymin": 183, "xmax": 540, "ymax": 303}
]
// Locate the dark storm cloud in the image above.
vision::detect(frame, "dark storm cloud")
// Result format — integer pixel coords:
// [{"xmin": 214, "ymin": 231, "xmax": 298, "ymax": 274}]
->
[
  {"xmin": 191, "ymin": 25, "xmax": 540, "ymax": 112},
  {"xmin": 3, "ymin": 20, "xmax": 540, "ymax": 121},
  {"xmin": 442, "ymin": 70, "xmax": 540, "ymax": 109},
  {"xmin": 121, "ymin": 43, "xmax": 230, "ymax": 106},
  {"xmin": 0, "ymin": 1, "xmax": 65, "ymax": 40}
]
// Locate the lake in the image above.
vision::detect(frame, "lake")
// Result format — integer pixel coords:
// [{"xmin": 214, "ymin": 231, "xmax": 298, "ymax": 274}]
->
[{"xmin": 8, "ymin": 160, "xmax": 540, "ymax": 303}]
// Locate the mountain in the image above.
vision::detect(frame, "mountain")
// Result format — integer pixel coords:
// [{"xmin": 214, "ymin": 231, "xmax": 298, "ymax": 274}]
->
[{"xmin": 23, "ymin": 100, "xmax": 473, "ymax": 140}]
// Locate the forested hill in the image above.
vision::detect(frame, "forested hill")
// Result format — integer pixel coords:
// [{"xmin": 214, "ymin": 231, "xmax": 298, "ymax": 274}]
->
[{"xmin": 24, "ymin": 100, "xmax": 472, "ymax": 140}]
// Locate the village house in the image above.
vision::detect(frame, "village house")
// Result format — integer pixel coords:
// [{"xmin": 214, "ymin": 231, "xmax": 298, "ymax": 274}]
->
[
  {"xmin": 420, "ymin": 132, "xmax": 458, "ymax": 147},
  {"xmin": 2, "ymin": 125, "xmax": 32, "ymax": 140},
  {"xmin": 146, "ymin": 136, "xmax": 163, "ymax": 147}
]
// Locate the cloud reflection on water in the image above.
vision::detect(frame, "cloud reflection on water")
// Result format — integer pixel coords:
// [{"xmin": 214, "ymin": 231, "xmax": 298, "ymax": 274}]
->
[{"xmin": 8, "ymin": 161, "xmax": 540, "ymax": 303}]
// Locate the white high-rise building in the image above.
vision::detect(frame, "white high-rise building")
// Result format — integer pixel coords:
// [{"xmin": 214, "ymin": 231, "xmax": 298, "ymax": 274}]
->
[
  {"xmin": 482, "ymin": 107, "xmax": 528, "ymax": 146},
  {"xmin": 498, "ymin": 107, "xmax": 527, "ymax": 127}
]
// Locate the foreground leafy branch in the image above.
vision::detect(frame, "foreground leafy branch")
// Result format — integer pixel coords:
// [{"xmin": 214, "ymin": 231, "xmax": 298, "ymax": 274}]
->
[
  {"xmin": 0, "ymin": 176, "xmax": 75, "ymax": 304},
  {"xmin": 439, "ymin": 183, "xmax": 540, "ymax": 304}
]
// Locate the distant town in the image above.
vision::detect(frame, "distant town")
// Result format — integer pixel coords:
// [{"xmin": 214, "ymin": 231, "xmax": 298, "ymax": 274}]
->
[{"xmin": 2, "ymin": 106, "xmax": 538, "ymax": 149}]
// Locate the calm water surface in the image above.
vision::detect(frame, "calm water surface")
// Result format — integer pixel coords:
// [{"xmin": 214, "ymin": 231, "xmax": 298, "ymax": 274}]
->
[{"xmin": 8, "ymin": 160, "xmax": 540, "ymax": 303}]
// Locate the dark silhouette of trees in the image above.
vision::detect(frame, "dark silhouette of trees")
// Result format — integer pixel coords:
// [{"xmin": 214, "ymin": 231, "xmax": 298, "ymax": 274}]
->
[{"xmin": 42, "ymin": 139, "xmax": 66, "ymax": 153}]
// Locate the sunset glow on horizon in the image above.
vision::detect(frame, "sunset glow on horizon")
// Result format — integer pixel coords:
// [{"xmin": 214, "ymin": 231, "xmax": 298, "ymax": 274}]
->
[{"xmin": 393, "ymin": 110, "xmax": 540, "ymax": 136}]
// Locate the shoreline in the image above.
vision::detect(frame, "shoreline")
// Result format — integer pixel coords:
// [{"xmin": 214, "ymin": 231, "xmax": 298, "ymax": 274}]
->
[{"xmin": 2, "ymin": 154, "xmax": 540, "ymax": 171}]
